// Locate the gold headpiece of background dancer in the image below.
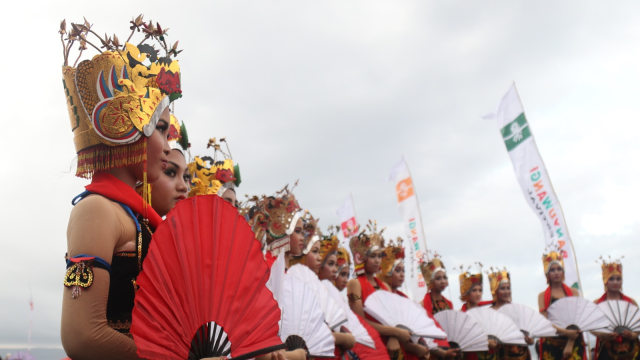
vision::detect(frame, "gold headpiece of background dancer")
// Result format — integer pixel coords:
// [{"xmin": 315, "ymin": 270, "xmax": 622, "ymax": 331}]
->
[
  {"xmin": 458, "ymin": 263, "xmax": 483, "ymax": 300},
  {"xmin": 188, "ymin": 138, "xmax": 241, "ymax": 197},
  {"xmin": 598, "ymin": 255, "xmax": 623, "ymax": 285},
  {"xmin": 349, "ymin": 220, "xmax": 385, "ymax": 276},
  {"xmin": 378, "ymin": 237, "xmax": 405, "ymax": 284},
  {"xmin": 420, "ymin": 251, "xmax": 446, "ymax": 289},
  {"xmin": 318, "ymin": 226, "xmax": 340, "ymax": 263},
  {"xmin": 542, "ymin": 245, "xmax": 565, "ymax": 274},
  {"xmin": 486, "ymin": 267, "xmax": 510, "ymax": 300},
  {"xmin": 336, "ymin": 247, "xmax": 351, "ymax": 273}
]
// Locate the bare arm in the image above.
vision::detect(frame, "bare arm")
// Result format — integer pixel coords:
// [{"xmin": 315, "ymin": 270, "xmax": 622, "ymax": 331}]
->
[{"xmin": 61, "ymin": 196, "xmax": 140, "ymax": 360}]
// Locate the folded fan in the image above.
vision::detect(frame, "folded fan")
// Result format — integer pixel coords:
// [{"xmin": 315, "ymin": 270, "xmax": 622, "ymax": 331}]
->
[
  {"xmin": 321, "ymin": 279, "xmax": 375, "ymax": 348},
  {"xmin": 364, "ymin": 290, "xmax": 447, "ymax": 339},
  {"xmin": 434, "ymin": 310, "xmax": 488, "ymax": 352},
  {"xmin": 131, "ymin": 195, "xmax": 284, "ymax": 360},
  {"xmin": 498, "ymin": 303, "xmax": 557, "ymax": 338}
]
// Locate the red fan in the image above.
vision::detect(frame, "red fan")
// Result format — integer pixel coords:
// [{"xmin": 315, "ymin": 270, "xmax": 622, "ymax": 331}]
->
[{"xmin": 131, "ymin": 195, "xmax": 285, "ymax": 359}]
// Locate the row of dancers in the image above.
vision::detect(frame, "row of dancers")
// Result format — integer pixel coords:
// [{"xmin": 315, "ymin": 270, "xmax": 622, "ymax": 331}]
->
[{"xmin": 58, "ymin": 15, "xmax": 638, "ymax": 360}]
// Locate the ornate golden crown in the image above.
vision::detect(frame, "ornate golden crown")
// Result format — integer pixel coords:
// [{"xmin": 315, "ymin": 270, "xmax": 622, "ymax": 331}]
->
[
  {"xmin": 487, "ymin": 267, "xmax": 510, "ymax": 300},
  {"xmin": 188, "ymin": 138, "xmax": 241, "ymax": 197},
  {"xmin": 318, "ymin": 226, "xmax": 340, "ymax": 263},
  {"xmin": 542, "ymin": 246, "xmax": 564, "ymax": 274},
  {"xmin": 349, "ymin": 220, "xmax": 385, "ymax": 276},
  {"xmin": 60, "ymin": 16, "xmax": 182, "ymax": 178},
  {"xmin": 458, "ymin": 263, "xmax": 483, "ymax": 300},
  {"xmin": 420, "ymin": 252, "xmax": 446, "ymax": 288},
  {"xmin": 246, "ymin": 183, "xmax": 303, "ymax": 255},
  {"xmin": 598, "ymin": 256, "xmax": 623, "ymax": 285},
  {"xmin": 336, "ymin": 247, "xmax": 351, "ymax": 273},
  {"xmin": 377, "ymin": 237, "xmax": 405, "ymax": 284}
]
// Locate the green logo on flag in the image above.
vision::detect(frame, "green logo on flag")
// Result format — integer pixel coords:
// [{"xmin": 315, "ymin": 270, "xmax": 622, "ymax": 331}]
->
[{"xmin": 501, "ymin": 113, "xmax": 531, "ymax": 151}]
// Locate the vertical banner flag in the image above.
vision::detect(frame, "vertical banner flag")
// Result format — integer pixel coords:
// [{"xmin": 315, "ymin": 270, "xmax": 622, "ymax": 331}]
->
[
  {"xmin": 495, "ymin": 84, "xmax": 581, "ymax": 291},
  {"xmin": 389, "ymin": 158, "xmax": 428, "ymax": 301},
  {"xmin": 336, "ymin": 194, "xmax": 360, "ymax": 238}
]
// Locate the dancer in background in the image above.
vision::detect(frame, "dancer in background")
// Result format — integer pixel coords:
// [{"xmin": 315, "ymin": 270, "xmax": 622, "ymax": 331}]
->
[
  {"xmin": 347, "ymin": 221, "xmax": 412, "ymax": 358},
  {"xmin": 537, "ymin": 250, "xmax": 585, "ymax": 360},
  {"xmin": 487, "ymin": 268, "xmax": 532, "ymax": 360},
  {"xmin": 593, "ymin": 257, "xmax": 639, "ymax": 360},
  {"xmin": 334, "ymin": 247, "xmax": 352, "ymax": 292},
  {"xmin": 60, "ymin": 15, "xmax": 182, "ymax": 359},
  {"xmin": 187, "ymin": 137, "xmax": 240, "ymax": 207},
  {"xmin": 459, "ymin": 267, "xmax": 497, "ymax": 360}
]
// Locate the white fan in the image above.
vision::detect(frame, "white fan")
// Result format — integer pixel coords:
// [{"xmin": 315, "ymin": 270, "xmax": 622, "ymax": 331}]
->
[
  {"xmin": 434, "ymin": 310, "xmax": 488, "ymax": 352},
  {"xmin": 498, "ymin": 303, "xmax": 557, "ymax": 338},
  {"xmin": 466, "ymin": 307, "xmax": 526, "ymax": 345},
  {"xmin": 287, "ymin": 264, "xmax": 348, "ymax": 331},
  {"xmin": 597, "ymin": 300, "xmax": 640, "ymax": 334},
  {"xmin": 279, "ymin": 275, "xmax": 335, "ymax": 357},
  {"xmin": 266, "ymin": 252, "xmax": 286, "ymax": 300},
  {"xmin": 364, "ymin": 290, "xmax": 447, "ymax": 339},
  {"xmin": 547, "ymin": 297, "xmax": 609, "ymax": 332},
  {"xmin": 321, "ymin": 279, "xmax": 376, "ymax": 348}
]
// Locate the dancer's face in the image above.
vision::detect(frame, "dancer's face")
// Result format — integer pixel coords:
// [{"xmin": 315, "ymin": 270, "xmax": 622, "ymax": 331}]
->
[
  {"xmin": 365, "ymin": 249, "xmax": 383, "ymax": 274},
  {"xmin": 468, "ymin": 284, "xmax": 483, "ymax": 305},
  {"xmin": 547, "ymin": 263, "xmax": 564, "ymax": 284},
  {"xmin": 221, "ymin": 188, "xmax": 237, "ymax": 208},
  {"xmin": 606, "ymin": 274, "xmax": 622, "ymax": 292},
  {"xmin": 319, "ymin": 253, "xmax": 338, "ymax": 280},
  {"xmin": 151, "ymin": 149, "xmax": 189, "ymax": 216},
  {"xmin": 289, "ymin": 218, "xmax": 304, "ymax": 256},
  {"xmin": 391, "ymin": 262, "xmax": 405, "ymax": 289},
  {"xmin": 304, "ymin": 242, "xmax": 322, "ymax": 274},
  {"xmin": 431, "ymin": 271, "xmax": 448, "ymax": 292},
  {"xmin": 335, "ymin": 267, "xmax": 350, "ymax": 291},
  {"xmin": 145, "ymin": 107, "xmax": 172, "ymax": 182},
  {"xmin": 496, "ymin": 281, "xmax": 512, "ymax": 304}
]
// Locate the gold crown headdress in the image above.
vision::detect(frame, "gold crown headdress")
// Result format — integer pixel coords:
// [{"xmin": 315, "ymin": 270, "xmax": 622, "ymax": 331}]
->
[
  {"xmin": 167, "ymin": 113, "xmax": 190, "ymax": 155},
  {"xmin": 542, "ymin": 245, "xmax": 565, "ymax": 274},
  {"xmin": 486, "ymin": 267, "xmax": 510, "ymax": 300},
  {"xmin": 336, "ymin": 247, "xmax": 352, "ymax": 274},
  {"xmin": 598, "ymin": 255, "xmax": 623, "ymax": 286},
  {"xmin": 61, "ymin": 15, "xmax": 182, "ymax": 178},
  {"xmin": 188, "ymin": 138, "xmax": 241, "ymax": 197},
  {"xmin": 349, "ymin": 220, "xmax": 385, "ymax": 276},
  {"xmin": 420, "ymin": 251, "xmax": 446, "ymax": 289},
  {"xmin": 377, "ymin": 237, "xmax": 405, "ymax": 284},
  {"xmin": 458, "ymin": 263, "xmax": 483, "ymax": 300},
  {"xmin": 246, "ymin": 183, "xmax": 303, "ymax": 255},
  {"xmin": 300, "ymin": 211, "xmax": 320, "ymax": 255},
  {"xmin": 318, "ymin": 226, "xmax": 340, "ymax": 264}
]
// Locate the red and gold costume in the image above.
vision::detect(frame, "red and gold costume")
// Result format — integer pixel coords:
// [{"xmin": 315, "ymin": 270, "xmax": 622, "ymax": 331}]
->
[{"xmin": 594, "ymin": 258, "xmax": 639, "ymax": 360}]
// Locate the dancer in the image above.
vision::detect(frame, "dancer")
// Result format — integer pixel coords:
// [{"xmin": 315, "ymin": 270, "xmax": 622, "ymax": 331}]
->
[
  {"xmin": 537, "ymin": 250, "xmax": 585, "ymax": 360},
  {"xmin": 593, "ymin": 257, "xmax": 639, "ymax": 360},
  {"xmin": 60, "ymin": 15, "xmax": 182, "ymax": 359},
  {"xmin": 347, "ymin": 221, "xmax": 413, "ymax": 358},
  {"xmin": 459, "ymin": 267, "xmax": 497, "ymax": 360},
  {"xmin": 420, "ymin": 254, "xmax": 453, "ymax": 317},
  {"xmin": 487, "ymin": 268, "xmax": 532, "ymax": 360},
  {"xmin": 334, "ymin": 247, "xmax": 352, "ymax": 292}
]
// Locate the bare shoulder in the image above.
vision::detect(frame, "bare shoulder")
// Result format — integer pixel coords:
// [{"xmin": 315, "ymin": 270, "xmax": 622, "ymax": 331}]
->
[
  {"xmin": 67, "ymin": 194, "xmax": 128, "ymax": 262},
  {"xmin": 347, "ymin": 278, "xmax": 361, "ymax": 294},
  {"xmin": 537, "ymin": 291, "xmax": 545, "ymax": 311}
]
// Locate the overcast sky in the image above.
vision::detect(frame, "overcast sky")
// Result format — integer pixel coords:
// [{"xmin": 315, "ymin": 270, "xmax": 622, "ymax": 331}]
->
[{"xmin": 2, "ymin": 0, "xmax": 640, "ymax": 349}]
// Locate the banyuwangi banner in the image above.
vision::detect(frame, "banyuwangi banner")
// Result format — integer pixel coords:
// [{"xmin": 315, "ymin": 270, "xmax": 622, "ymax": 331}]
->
[
  {"xmin": 389, "ymin": 158, "xmax": 428, "ymax": 301},
  {"xmin": 496, "ymin": 84, "xmax": 581, "ymax": 290}
]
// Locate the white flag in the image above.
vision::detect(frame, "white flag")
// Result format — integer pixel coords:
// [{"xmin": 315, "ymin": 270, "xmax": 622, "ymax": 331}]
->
[
  {"xmin": 496, "ymin": 84, "xmax": 581, "ymax": 291},
  {"xmin": 336, "ymin": 195, "xmax": 360, "ymax": 238},
  {"xmin": 389, "ymin": 158, "xmax": 428, "ymax": 301}
]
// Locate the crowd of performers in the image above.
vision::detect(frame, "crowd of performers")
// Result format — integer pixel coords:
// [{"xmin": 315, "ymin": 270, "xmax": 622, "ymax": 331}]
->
[{"xmin": 58, "ymin": 16, "xmax": 639, "ymax": 360}]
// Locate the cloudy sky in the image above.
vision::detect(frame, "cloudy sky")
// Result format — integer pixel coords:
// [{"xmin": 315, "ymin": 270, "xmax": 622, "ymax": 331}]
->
[{"xmin": 2, "ymin": 0, "xmax": 640, "ymax": 349}]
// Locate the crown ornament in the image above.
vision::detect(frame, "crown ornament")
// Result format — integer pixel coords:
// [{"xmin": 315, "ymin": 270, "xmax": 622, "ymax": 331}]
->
[
  {"xmin": 598, "ymin": 255, "xmax": 623, "ymax": 286},
  {"xmin": 60, "ymin": 15, "xmax": 182, "ymax": 178},
  {"xmin": 188, "ymin": 138, "xmax": 241, "ymax": 197},
  {"xmin": 377, "ymin": 237, "xmax": 405, "ymax": 284},
  {"xmin": 349, "ymin": 220, "xmax": 385, "ymax": 276},
  {"xmin": 486, "ymin": 267, "xmax": 510, "ymax": 300},
  {"xmin": 336, "ymin": 247, "xmax": 351, "ymax": 274},
  {"xmin": 542, "ymin": 244, "xmax": 565, "ymax": 274},
  {"xmin": 420, "ymin": 251, "xmax": 446, "ymax": 288},
  {"xmin": 318, "ymin": 226, "xmax": 340, "ymax": 263},
  {"xmin": 458, "ymin": 263, "xmax": 483, "ymax": 300}
]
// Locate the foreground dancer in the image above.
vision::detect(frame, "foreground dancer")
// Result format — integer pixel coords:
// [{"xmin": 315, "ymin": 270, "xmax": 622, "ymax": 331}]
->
[
  {"xmin": 487, "ymin": 268, "xmax": 532, "ymax": 360},
  {"xmin": 60, "ymin": 15, "xmax": 182, "ymax": 359},
  {"xmin": 537, "ymin": 250, "xmax": 585, "ymax": 359},
  {"xmin": 593, "ymin": 257, "xmax": 639, "ymax": 360}
]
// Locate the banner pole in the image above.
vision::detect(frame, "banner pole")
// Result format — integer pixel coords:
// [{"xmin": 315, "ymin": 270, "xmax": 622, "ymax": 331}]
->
[{"xmin": 402, "ymin": 156, "xmax": 429, "ymax": 252}]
